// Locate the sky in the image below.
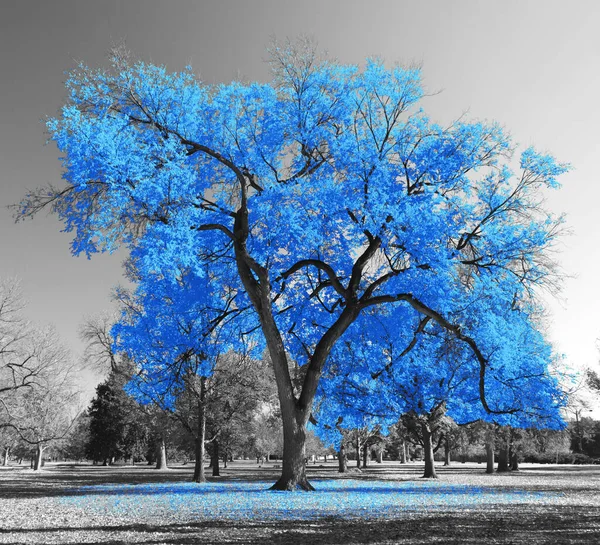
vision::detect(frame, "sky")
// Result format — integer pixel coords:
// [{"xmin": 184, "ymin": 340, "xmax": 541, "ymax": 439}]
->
[{"xmin": 1, "ymin": 0, "xmax": 599, "ymax": 403}]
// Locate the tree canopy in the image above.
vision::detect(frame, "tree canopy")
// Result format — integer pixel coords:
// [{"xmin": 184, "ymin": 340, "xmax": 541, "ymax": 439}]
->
[{"xmin": 18, "ymin": 42, "xmax": 569, "ymax": 489}]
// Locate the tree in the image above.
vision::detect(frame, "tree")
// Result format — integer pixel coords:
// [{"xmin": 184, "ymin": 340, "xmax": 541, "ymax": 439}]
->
[
  {"xmin": 1, "ymin": 279, "xmax": 60, "ymax": 407},
  {"xmin": 2, "ymin": 328, "xmax": 81, "ymax": 470},
  {"xmin": 0, "ymin": 426, "xmax": 18, "ymax": 466},
  {"xmin": 61, "ymin": 412, "xmax": 90, "ymax": 462},
  {"xmin": 86, "ymin": 369, "xmax": 149, "ymax": 465},
  {"xmin": 113, "ymin": 265, "xmax": 268, "ymax": 482},
  {"xmin": 17, "ymin": 41, "xmax": 569, "ymax": 490}
]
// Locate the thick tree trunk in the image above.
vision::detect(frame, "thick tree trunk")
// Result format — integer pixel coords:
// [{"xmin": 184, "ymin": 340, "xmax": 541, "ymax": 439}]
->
[
  {"xmin": 222, "ymin": 450, "xmax": 228, "ymax": 469},
  {"xmin": 2, "ymin": 446, "xmax": 9, "ymax": 466},
  {"xmin": 443, "ymin": 437, "xmax": 451, "ymax": 466},
  {"xmin": 421, "ymin": 423, "xmax": 438, "ymax": 479},
  {"xmin": 212, "ymin": 440, "xmax": 220, "ymax": 477},
  {"xmin": 400, "ymin": 439, "xmax": 407, "ymax": 464},
  {"xmin": 33, "ymin": 445, "xmax": 44, "ymax": 471},
  {"xmin": 232, "ymin": 172, "xmax": 365, "ymax": 492},
  {"xmin": 497, "ymin": 443, "xmax": 510, "ymax": 473},
  {"xmin": 377, "ymin": 449, "xmax": 383, "ymax": 464},
  {"xmin": 192, "ymin": 377, "xmax": 207, "ymax": 483},
  {"xmin": 355, "ymin": 438, "xmax": 361, "ymax": 468},
  {"xmin": 362, "ymin": 443, "xmax": 369, "ymax": 468},
  {"xmin": 338, "ymin": 445, "xmax": 347, "ymax": 473},
  {"xmin": 486, "ymin": 440, "xmax": 495, "ymax": 474},
  {"xmin": 155, "ymin": 435, "xmax": 168, "ymax": 470},
  {"xmin": 510, "ymin": 450, "xmax": 520, "ymax": 471},
  {"xmin": 270, "ymin": 418, "xmax": 313, "ymax": 490}
]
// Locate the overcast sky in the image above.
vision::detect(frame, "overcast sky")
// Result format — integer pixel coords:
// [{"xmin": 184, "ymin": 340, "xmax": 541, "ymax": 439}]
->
[{"xmin": 1, "ymin": 0, "xmax": 599, "ymax": 395}]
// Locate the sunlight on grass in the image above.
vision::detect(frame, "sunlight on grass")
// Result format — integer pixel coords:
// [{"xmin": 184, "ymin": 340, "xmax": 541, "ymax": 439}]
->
[{"xmin": 61, "ymin": 479, "xmax": 559, "ymax": 521}]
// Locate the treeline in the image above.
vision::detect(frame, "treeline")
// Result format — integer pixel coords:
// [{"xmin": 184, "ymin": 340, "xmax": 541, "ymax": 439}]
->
[
  {"xmin": 1, "ymin": 276, "xmax": 598, "ymax": 474},
  {"xmin": 4, "ymin": 347, "xmax": 597, "ymax": 473}
]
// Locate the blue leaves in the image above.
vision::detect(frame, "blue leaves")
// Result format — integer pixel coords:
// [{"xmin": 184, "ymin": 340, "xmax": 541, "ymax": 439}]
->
[
  {"xmin": 38, "ymin": 48, "xmax": 570, "ymax": 438},
  {"xmin": 60, "ymin": 479, "xmax": 555, "ymax": 521},
  {"xmin": 520, "ymin": 147, "xmax": 571, "ymax": 188}
]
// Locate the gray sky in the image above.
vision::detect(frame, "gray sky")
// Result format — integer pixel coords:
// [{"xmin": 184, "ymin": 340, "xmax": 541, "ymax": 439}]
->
[{"xmin": 1, "ymin": 0, "xmax": 599, "ymax": 394}]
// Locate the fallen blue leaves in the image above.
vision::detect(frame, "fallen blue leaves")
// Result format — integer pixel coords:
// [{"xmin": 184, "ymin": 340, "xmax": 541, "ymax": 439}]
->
[{"xmin": 60, "ymin": 479, "xmax": 556, "ymax": 521}]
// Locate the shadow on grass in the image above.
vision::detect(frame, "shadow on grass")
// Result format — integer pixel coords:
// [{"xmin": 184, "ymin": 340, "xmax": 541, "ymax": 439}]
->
[
  {"xmin": 1, "ymin": 507, "xmax": 599, "ymax": 544},
  {"xmin": 2, "ymin": 463, "xmax": 600, "ymax": 499}
]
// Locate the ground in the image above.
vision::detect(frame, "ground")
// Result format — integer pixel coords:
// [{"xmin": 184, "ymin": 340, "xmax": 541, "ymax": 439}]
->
[{"xmin": 0, "ymin": 460, "xmax": 599, "ymax": 544}]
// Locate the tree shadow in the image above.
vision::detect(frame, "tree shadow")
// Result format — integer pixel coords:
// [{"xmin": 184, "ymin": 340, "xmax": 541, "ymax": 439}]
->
[{"xmin": 1, "ymin": 507, "xmax": 599, "ymax": 544}]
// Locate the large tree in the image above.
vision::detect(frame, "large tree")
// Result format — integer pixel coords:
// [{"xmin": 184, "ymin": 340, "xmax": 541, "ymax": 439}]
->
[{"xmin": 17, "ymin": 42, "xmax": 568, "ymax": 489}]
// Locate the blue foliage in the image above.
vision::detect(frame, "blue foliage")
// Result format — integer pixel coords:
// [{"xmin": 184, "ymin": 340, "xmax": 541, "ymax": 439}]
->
[
  {"xmin": 36, "ymin": 49, "xmax": 570, "ymax": 442},
  {"xmin": 60, "ymin": 479, "xmax": 556, "ymax": 521}
]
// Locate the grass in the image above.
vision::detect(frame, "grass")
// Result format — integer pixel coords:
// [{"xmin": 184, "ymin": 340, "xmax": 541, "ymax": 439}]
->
[{"xmin": 0, "ymin": 460, "xmax": 599, "ymax": 544}]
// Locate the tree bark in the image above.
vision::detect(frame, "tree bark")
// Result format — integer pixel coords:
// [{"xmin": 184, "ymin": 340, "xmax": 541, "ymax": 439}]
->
[
  {"xmin": 486, "ymin": 440, "xmax": 495, "ymax": 474},
  {"xmin": 362, "ymin": 442, "xmax": 369, "ymax": 468},
  {"xmin": 400, "ymin": 439, "xmax": 407, "ymax": 464},
  {"xmin": 33, "ymin": 445, "xmax": 44, "ymax": 471},
  {"xmin": 192, "ymin": 377, "xmax": 207, "ymax": 483},
  {"xmin": 421, "ymin": 423, "xmax": 438, "ymax": 478},
  {"xmin": 155, "ymin": 435, "xmax": 168, "ymax": 470},
  {"xmin": 2, "ymin": 446, "xmax": 9, "ymax": 466},
  {"xmin": 233, "ymin": 214, "xmax": 360, "ymax": 491},
  {"xmin": 497, "ymin": 443, "xmax": 510, "ymax": 473},
  {"xmin": 338, "ymin": 445, "xmax": 347, "ymax": 473},
  {"xmin": 377, "ymin": 448, "xmax": 383, "ymax": 464},
  {"xmin": 510, "ymin": 450, "xmax": 520, "ymax": 471},
  {"xmin": 443, "ymin": 436, "xmax": 451, "ymax": 466},
  {"xmin": 269, "ymin": 417, "xmax": 313, "ymax": 490},
  {"xmin": 212, "ymin": 440, "xmax": 220, "ymax": 477},
  {"xmin": 355, "ymin": 437, "xmax": 361, "ymax": 468}
]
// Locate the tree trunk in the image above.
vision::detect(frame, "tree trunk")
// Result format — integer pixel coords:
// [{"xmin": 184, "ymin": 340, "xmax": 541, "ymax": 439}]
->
[
  {"xmin": 443, "ymin": 436, "xmax": 451, "ymax": 466},
  {"xmin": 362, "ymin": 443, "xmax": 369, "ymax": 468},
  {"xmin": 338, "ymin": 445, "xmax": 347, "ymax": 473},
  {"xmin": 155, "ymin": 435, "xmax": 168, "ymax": 470},
  {"xmin": 400, "ymin": 439, "xmax": 407, "ymax": 464},
  {"xmin": 223, "ymin": 450, "xmax": 228, "ymax": 469},
  {"xmin": 192, "ymin": 377, "xmax": 207, "ymax": 483},
  {"xmin": 421, "ymin": 423, "xmax": 438, "ymax": 479},
  {"xmin": 33, "ymin": 445, "xmax": 44, "ymax": 471},
  {"xmin": 510, "ymin": 450, "xmax": 520, "ymax": 471},
  {"xmin": 497, "ymin": 443, "xmax": 510, "ymax": 473},
  {"xmin": 486, "ymin": 440, "xmax": 495, "ymax": 474},
  {"xmin": 212, "ymin": 440, "xmax": 220, "ymax": 477},
  {"xmin": 2, "ymin": 446, "xmax": 9, "ymax": 466},
  {"xmin": 355, "ymin": 437, "xmax": 361, "ymax": 468},
  {"xmin": 269, "ymin": 417, "xmax": 313, "ymax": 490},
  {"xmin": 377, "ymin": 449, "xmax": 383, "ymax": 464}
]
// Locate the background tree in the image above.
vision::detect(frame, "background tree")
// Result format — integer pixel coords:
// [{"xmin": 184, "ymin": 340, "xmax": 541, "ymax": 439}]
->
[
  {"xmin": 2, "ymin": 328, "xmax": 81, "ymax": 470},
  {"xmin": 86, "ymin": 369, "xmax": 148, "ymax": 465}
]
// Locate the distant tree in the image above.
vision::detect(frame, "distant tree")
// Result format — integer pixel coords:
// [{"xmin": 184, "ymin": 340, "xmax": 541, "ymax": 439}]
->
[
  {"xmin": 1, "ymin": 279, "xmax": 71, "ymax": 415},
  {"xmin": 86, "ymin": 370, "xmax": 148, "ymax": 465},
  {"xmin": 0, "ymin": 426, "xmax": 18, "ymax": 466},
  {"xmin": 2, "ymin": 328, "xmax": 81, "ymax": 470},
  {"xmin": 248, "ymin": 405, "xmax": 283, "ymax": 464},
  {"xmin": 61, "ymin": 412, "xmax": 90, "ymax": 462},
  {"xmin": 401, "ymin": 405, "xmax": 448, "ymax": 478}
]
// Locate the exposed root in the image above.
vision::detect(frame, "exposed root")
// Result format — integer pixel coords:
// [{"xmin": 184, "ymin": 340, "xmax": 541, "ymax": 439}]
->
[{"xmin": 269, "ymin": 477, "xmax": 315, "ymax": 491}]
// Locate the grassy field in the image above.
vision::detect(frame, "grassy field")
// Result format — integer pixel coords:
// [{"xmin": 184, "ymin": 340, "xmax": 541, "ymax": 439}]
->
[{"xmin": 0, "ymin": 460, "xmax": 599, "ymax": 544}]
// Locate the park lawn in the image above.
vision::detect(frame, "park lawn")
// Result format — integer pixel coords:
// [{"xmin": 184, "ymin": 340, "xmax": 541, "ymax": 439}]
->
[{"xmin": 0, "ymin": 462, "xmax": 599, "ymax": 544}]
